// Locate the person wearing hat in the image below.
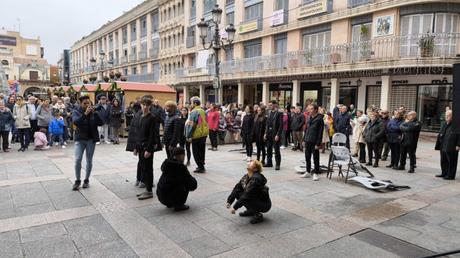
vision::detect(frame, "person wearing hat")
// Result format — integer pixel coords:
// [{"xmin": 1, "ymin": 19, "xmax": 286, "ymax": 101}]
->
[{"xmin": 157, "ymin": 147, "xmax": 197, "ymax": 211}]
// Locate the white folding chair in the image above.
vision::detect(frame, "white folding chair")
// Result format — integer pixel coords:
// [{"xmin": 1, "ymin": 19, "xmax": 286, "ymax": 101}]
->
[
  {"xmin": 327, "ymin": 146, "xmax": 359, "ymax": 183},
  {"xmin": 331, "ymin": 133, "xmax": 347, "ymax": 146}
]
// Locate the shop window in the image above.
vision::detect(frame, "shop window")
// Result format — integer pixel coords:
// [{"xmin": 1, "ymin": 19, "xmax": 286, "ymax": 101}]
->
[
  {"xmin": 366, "ymin": 86, "xmax": 381, "ymax": 110},
  {"xmin": 417, "ymin": 84, "xmax": 452, "ymax": 131},
  {"xmin": 389, "ymin": 86, "xmax": 417, "ymax": 112}
]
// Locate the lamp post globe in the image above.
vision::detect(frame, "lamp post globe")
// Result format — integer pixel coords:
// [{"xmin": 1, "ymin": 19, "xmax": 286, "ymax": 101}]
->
[
  {"xmin": 197, "ymin": 18, "xmax": 209, "ymax": 40},
  {"xmin": 225, "ymin": 24, "xmax": 236, "ymax": 42},
  {"xmin": 211, "ymin": 4, "xmax": 222, "ymax": 24}
]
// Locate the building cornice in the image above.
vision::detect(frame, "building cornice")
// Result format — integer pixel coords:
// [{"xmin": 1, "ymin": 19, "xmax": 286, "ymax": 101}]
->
[{"xmin": 71, "ymin": 0, "xmax": 158, "ymax": 51}]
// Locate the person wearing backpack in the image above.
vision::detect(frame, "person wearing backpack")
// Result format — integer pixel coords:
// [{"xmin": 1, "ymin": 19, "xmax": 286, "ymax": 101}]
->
[{"xmin": 185, "ymin": 97, "xmax": 209, "ymax": 173}]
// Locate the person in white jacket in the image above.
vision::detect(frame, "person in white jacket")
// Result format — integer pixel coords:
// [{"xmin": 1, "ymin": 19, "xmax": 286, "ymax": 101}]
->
[
  {"xmin": 351, "ymin": 110, "xmax": 366, "ymax": 157},
  {"xmin": 13, "ymin": 96, "xmax": 31, "ymax": 152}
]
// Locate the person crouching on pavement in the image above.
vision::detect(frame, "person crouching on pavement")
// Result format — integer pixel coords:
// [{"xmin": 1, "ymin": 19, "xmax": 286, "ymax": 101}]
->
[
  {"xmin": 157, "ymin": 147, "xmax": 197, "ymax": 211},
  {"xmin": 226, "ymin": 160, "xmax": 271, "ymax": 224},
  {"xmin": 34, "ymin": 128, "xmax": 50, "ymax": 150}
]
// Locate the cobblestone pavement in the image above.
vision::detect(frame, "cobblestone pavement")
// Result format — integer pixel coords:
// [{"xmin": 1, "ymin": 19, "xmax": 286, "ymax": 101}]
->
[{"xmin": 0, "ymin": 138, "xmax": 459, "ymax": 258}]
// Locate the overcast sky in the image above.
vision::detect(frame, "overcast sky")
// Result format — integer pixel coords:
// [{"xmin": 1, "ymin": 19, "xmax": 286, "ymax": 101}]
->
[{"xmin": 0, "ymin": 0, "xmax": 143, "ymax": 64}]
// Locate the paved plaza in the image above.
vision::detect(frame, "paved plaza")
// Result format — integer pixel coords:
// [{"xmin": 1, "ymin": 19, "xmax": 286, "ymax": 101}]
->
[{"xmin": 0, "ymin": 138, "xmax": 459, "ymax": 258}]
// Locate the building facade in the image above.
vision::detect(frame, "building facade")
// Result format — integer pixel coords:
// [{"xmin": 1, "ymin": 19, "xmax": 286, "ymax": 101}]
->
[
  {"xmin": 69, "ymin": 0, "xmax": 460, "ymax": 132},
  {"xmin": 0, "ymin": 29, "xmax": 51, "ymax": 96},
  {"xmin": 57, "ymin": 49, "xmax": 71, "ymax": 85}
]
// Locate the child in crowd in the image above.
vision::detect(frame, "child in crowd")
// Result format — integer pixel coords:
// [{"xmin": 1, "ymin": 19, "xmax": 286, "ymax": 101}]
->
[
  {"xmin": 34, "ymin": 128, "xmax": 50, "ymax": 150},
  {"xmin": 48, "ymin": 111, "xmax": 66, "ymax": 148}
]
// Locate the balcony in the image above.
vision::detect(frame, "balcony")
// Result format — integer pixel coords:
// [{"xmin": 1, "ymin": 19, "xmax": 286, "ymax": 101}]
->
[
  {"xmin": 127, "ymin": 72, "xmax": 159, "ymax": 82},
  {"xmin": 138, "ymin": 51, "xmax": 148, "ymax": 61},
  {"xmin": 121, "ymin": 56, "xmax": 128, "ymax": 64},
  {"xmin": 348, "ymin": 0, "xmax": 373, "ymax": 8},
  {"xmin": 129, "ymin": 54, "xmax": 137, "ymax": 63},
  {"xmin": 177, "ymin": 33, "xmax": 460, "ymax": 78}
]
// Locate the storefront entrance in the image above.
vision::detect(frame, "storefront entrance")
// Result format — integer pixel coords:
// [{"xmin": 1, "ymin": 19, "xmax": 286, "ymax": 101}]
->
[
  {"xmin": 270, "ymin": 83, "xmax": 292, "ymax": 109},
  {"xmin": 223, "ymin": 85, "xmax": 238, "ymax": 105},
  {"xmin": 300, "ymin": 82, "xmax": 322, "ymax": 108}
]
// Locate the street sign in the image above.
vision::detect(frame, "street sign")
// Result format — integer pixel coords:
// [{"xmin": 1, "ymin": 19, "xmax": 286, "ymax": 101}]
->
[{"xmin": 213, "ymin": 77, "xmax": 221, "ymax": 89}]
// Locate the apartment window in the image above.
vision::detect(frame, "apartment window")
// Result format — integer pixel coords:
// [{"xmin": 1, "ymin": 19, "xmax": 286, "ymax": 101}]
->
[
  {"xmin": 141, "ymin": 64, "xmax": 148, "ymax": 74},
  {"xmin": 226, "ymin": 12, "xmax": 234, "ymax": 25},
  {"xmin": 141, "ymin": 42, "xmax": 147, "ymax": 53},
  {"xmin": 114, "ymin": 32, "xmax": 118, "ymax": 48},
  {"xmin": 152, "ymin": 62, "xmax": 160, "ymax": 81},
  {"xmin": 348, "ymin": 0, "xmax": 372, "ymax": 8},
  {"xmin": 226, "ymin": 0, "xmax": 234, "ymax": 4},
  {"xmin": 244, "ymin": 39, "xmax": 262, "ymax": 58},
  {"xmin": 302, "ymin": 30, "xmax": 331, "ymax": 64},
  {"xmin": 131, "ymin": 46, "xmax": 137, "ymax": 55},
  {"xmin": 204, "ymin": 0, "xmax": 216, "ymax": 14},
  {"xmin": 122, "ymin": 27, "xmax": 128, "ymax": 44},
  {"xmin": 351, "ymin": 23, "xmax": 372, "ymax": 61},
  {"xmin": 274, "ymin": 33, "xmax": 287, "ymax": 54},
  {"xmin": 245, "ymin": 2, "xmax": 263, "ymax": 22},
  {"xmin": 123, "ymin": 68, "xmax": 128, "ymax": 75},
  {"xmin": 190, "ymin": 0, "xmax": 196, "ymax": 19},
  {"xmin": 130, "ymin": 22, "xmax": 137, "ymax": 42},
  {"xmin": 140, "ymin": 16, "xmax": 147, "ymax": 38},
  {"xmin": 108, "ymin": 35, "xmax": 114, "ymax": 50},
  {"xmin": 29, "ymin": 71, "xmax": 39, "ymax": 80},
  {"xmin": 152, "ymin": 38, "xmax": 160, "ymax": 56},
  {"xmin": 152, "ymin": 12, "xmax": 159, "ymax": 33},
  {"xmin": 132, "ymin": 67, "xmax": 137, "ymax": 75},
  {"xmin": 124, "ymin": 49, "xmax": 128, "ymax": 57},
  {"xmin": 186, "ymin": 26, "xmax": 196, "ymax": 48},
  {"xmin": 225, "ymin": 46, "xmax": 234, "ymax": 61}
]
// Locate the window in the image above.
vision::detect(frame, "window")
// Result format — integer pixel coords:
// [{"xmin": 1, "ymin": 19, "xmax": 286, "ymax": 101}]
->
[
  {"xmin": 275, "ymin": 0, "xmax": 289, "ymax": 24},
  {"xmin": 302, "ymin": 30, "xmax": 331, "ymax": 64},
  {"xmin": 244, "ymin": 39, "xmax": 262, "ymax": 58},
  {"xmin": 131, "ymin": 46, "xmax": 137, "ymax": 55},
  {"xmin": 132, "ymin": 67, "xmax": 137, "ymax": 75},
  {"xmin": 29, "ymin": 71, "xmax": 39, "ymax": 80},
  {"xmin": 226, "ymin": 12, "xmax": 234, "ymax": 25},
  {"xmin": 114, "ymin": 32, "xmax": 118, "ymax": 48},
  {"xmin": 141, "ymin": 42, "xmax": 147, "ymax": 53},
  {"xmin": 186, "ymin": 26, "xmax": 196, "ymax": 48},
  {"xmin": 274, "ymin": 33, "xmax": 287, "ymax": 54},
  {"xmin": 123, "ymin": 68, "xmax": 128, "ymax": 75},
  {"xmin": 122, "ymin": 27, "xmax": 128, "ymax": 44},
  {"xmin": 152, "ymin": 62, "xmax": 160, "ymax": 81},
  {"xmin": 190, "ymin": 0, "xmax": 196, "ymax": 19},
  {"xmin": 130, "ymin": 22, "xmax": 137, "ymax": 42},
  {"xmin": 351, "ymin": 23, "xmax": 372, "ymax": 61},
  {"xmin": 245, "ymin": 3, "xmax": 263, "ymax": 22},
  {"xmin": 140, "ymin": 16, "xmax": 147, "ymax": 38},
  {"xmin": 152, "ymin": 12, "xmax": 159, "ymax": 33},
  {"xmin": 141, "ymin": 64, "xmax": 148, "ymax": 74},
  {"xmin": 108, "ymin": 34, "xmax": 113, "ymax": 50},
  {"xmin": 204, "ymin": 0, "xmax": 216, "ymax": 14},
  {"xmin": 225, "ymin": 45, "xmax": 234, "ymax": 61},
  {"xmin": 348, "ymin": 0, "xmax": 372, "ymax": 8}
]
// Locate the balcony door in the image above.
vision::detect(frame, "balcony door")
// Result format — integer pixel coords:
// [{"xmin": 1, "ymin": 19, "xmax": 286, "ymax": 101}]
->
[
  {"xmin": 434, "ymin": 13, "xmax": 458, "ymax": 56},
  {"xmin": 400, "ymin": 14, "xmax": 434, "ymax": 57},
  {"xmin": 301, "ymin": 31, "xmax": 331, "ymax": 65},
  {"xmin": 351, "ymin": 23, "xmax": 372, "ymax": 62}
]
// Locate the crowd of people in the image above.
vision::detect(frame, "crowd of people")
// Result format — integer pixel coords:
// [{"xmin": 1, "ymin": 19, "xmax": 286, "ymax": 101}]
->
[{"xmin": 0, "ymin": 91, "xmax": 458, "ymax": 224}]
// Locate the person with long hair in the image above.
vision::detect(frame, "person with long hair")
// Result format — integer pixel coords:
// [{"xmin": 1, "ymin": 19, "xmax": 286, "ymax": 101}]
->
[
  {"xmin": 109, "ymin": 99, "xmax": 123, "ymax": 144},
  {"xmin": 226, "ymin": 160, "xmax": 271, "ymax": 224},
  {"xmin": 253, "ymin": 106, "xmax": 267, "ymax": 165},
  {"xmin": 241, "ymin": 105, "xmax": 255, "ymax": 162},
  {"xmin": 179, "ymin": 107, "xmax": 192, "ymax": 166}
]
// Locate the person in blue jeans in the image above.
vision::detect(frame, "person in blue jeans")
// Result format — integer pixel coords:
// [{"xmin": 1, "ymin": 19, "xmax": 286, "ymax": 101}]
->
[
  {"xmin": 48, "ymin": 111, "xmax": 65, "ymax": 148},
  {"xmin": 72, "ymin": 96, "xmax": 103, "ymax": 190}
]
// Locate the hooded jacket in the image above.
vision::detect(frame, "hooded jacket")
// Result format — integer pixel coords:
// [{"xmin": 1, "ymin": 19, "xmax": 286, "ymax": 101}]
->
[{"xmin": 227, "ymin": 172, "xmax": 271, "ymax": 211}]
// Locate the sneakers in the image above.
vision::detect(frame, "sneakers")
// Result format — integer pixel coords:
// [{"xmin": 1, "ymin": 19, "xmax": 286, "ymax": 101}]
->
[
  {"xmin": 138, "ymin": 182, "xmax": 146, "ymax": 188},
  {"xmin": 174, "ymin": 204, "xmax": 190, "ymax": 212},
  {"xmin": 312, "ymin": 173, "xmax": 319, "ymax": 181},
  {"xmin": 250, "ymin": 213, "xmax": 264, "ymax": 224},
  {"xmin": 134, "ymin": 180, "xmax": 140, "ymax": 186},
  {"xmin": 105, "ymin": 141, "xmax": 111, "ymax": 144},
  {"xmin": 246, "ymin": 157, "xmax": 252, "ymax": 162},
  {"xmin": 300, "ymin": 172, "xmax": 311, "ymax": 178},
  {"xmin": 96, "ymin": 142, "xmax": 101, "ymax": 145},
  {"xmin": 62, "ymin": 145, "xmax": 66, "ymax": 149},
  {"xmin": 193, "ymin": 168, "xmax": 206, "ymax": 173},
  {"xmin": 72, "ymin": 180, "xmax": 81, "ymax": 191},
  {"xmin": 280, "ymin": 146, "xmax": 286, "ymax": 150},
  {"xmin": 275, "ymin": 166, "xmax": 280, "ymax": 171},
  {"xmin": 82, "ymin": 180, "xmax": 89, "ymax": 188},
  {"xmin": 137, "ymin": 191, "xmax": 154, "ymax": 200}
]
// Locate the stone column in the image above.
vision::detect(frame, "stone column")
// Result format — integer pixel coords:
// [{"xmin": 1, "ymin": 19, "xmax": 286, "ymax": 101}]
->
[
  {"xmin": 330, "ymin": 78, "xmax": 339, "ymax": 113},
  {"xmin": 238, "ymin": 83, "xmax": 244, "ymax": 105},
  {"xmin": 292, "ymin": 80, "xmax": 300, "ymax": 106},
  {"xmin": 146, "ymin": 13, "xmax": 153, "ymax": 73},
  {"xmin": 182, "ymin": 85, "xmax": 189, "ymax": 105},
  {"xmin": 357, "ymin": 80, "xmax": 366, "ymax": 111},
  {"xmin": 199, "ymin": 84, "xmax": 206, "ymax": 104},
  {"xmin": 380, "ymin": 75, "xmax": 391, "ymax": 110},
  {"xmin": 262, "ymin": 82, "xmax": 270, "ymax": 105}
]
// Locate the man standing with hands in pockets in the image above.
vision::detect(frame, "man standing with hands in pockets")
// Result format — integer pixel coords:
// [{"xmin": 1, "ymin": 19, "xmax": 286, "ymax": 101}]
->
[
  {"xmin": 301, "ymin": 104, "xmax": 324, "ymax": 181},
  {"xmin": 264, "ymin": 100, "xmax": 283, "ymax": 170}
]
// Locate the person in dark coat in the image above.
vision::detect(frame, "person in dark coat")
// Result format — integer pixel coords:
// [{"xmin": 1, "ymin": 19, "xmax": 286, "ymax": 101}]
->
[
  {"xmin": 241, "ymin": 105, "xmax": 255, "ymax": 161},
  {"xmin": 126, "ymin": 108, "xmax": 144, "ymax": 187},
  {"xmin": 157, "ymin": 147, "xmax": 197, "ymax": 211},
  {"xmin": 0, "ymin": 101, "xmax": 13, "ymax": 152},
  {"xmin": 435, "ymin": 110, "xmax": 459, "ymax": 180},
  {"xmin": 378, "ymin": 110, "xmax": 390, "ymax": 161},
  {"xmin": 125, "ymin": 101, "xmax": 135, "ymax": 129},
  {"xmin": 179, "ymin": 107, "xmax": 191, "ymax": 166},
  {"xmin": 163, "ymin": 101, "xmax": 182, "ymax": 159},
  {"xmin": 95, "ymin": 96, "xmax": 111, "ymax": 144},
  {"xmin": 253, "ymin": 106, "xmax": 266, "ymax": 165},
  {"xmin": 291, "ymin": 106, "xmax": 305, "ymax": 151},
  {"xmin": 109, "ymin": 99, "xmax": 123, "ymax": 144},
  {"xmin": 226, "ymin": 160, "xmax": 271, "ymax": 224},
  {"xmin": 137, "ymin": 96, "xmax": 160, "ymax": 200},
  {"xmin": 72, "ymin": 96, "xmax": 104, "ymax": 190},
  {"xmin": 301, "ymin": 104, "xmax": 324, "ymax": 180},
  {"xmin": 386, "ymin": 111, "xmax": 403, "ymax": 169},
  {"xmin": 334, "ymin": 105, "xmax": 352, "ymax": 149},
  {"xmin": 264, "ymin": 100, "xmax": 283, "ymax": 170},
  {"xmin": 398, "ymin": 111, "xmax": 421, "ymax": 173},
  {"xmin": 151, "ymin": 99, "xmax": 166, "ymax": 129},
  {"xmin": 364, "ymin": 110, "xmax": 385, "ymax": 167}
]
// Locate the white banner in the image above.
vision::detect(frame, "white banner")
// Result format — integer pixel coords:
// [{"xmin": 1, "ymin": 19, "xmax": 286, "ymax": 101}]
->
[{"xmin": 271, "ymin": 9, "xmax": 285, "ymax": 27}]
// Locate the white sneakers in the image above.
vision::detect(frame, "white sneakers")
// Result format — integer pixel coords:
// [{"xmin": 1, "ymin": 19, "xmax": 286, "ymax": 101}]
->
[
  {"xmin": 300, "ymin": 172, "xmax": 319, "ymax": 181},
  {"xmin": 61, "ymin": 145, "xmax": 66, "ymax": 149},
  {"xmin": 280, "ymin": 146, "xmax": 286, "ymax": 150},
  {"xmin": 245, "ymin": 157, "xmax": 252, "ymax": 162}
]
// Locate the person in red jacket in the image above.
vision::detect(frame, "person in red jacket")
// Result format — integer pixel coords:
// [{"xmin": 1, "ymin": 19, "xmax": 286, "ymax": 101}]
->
[{"xmin": 207, "ymin": 104, "xmax": 220, "ymax": 151}]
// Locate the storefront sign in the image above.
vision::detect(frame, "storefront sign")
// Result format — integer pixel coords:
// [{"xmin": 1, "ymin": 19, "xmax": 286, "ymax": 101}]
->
[
  {"xmin": 0, "ymin": 35, "xmax": 17, "ymax": 46},
  {"xmin": 298, "ymin": 0, "xmax": 328, "ymax": 20},
  {"xmin": 271, "ymin": 9, "xmax": 285, "ymax": 27},
  {"xmin": 279, "ymin": 84, "xmax": 293, "ymax": 90},
  {"xmin": 238, "ymin": 20, "xmax": 259, "ymax": 34},
  {"xmin": 432, "ymin": 79, "xmax": 450, "ymax": 85}
]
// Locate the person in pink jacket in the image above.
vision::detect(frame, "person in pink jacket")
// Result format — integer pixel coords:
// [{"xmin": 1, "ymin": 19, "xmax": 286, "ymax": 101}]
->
[
  {"xmin": 34, "ymin": 128, "xmax": 50, "ymax": 150},
  {"xmin": 207, "ymin": 104, "xmax": 220, "ymax": 151}
]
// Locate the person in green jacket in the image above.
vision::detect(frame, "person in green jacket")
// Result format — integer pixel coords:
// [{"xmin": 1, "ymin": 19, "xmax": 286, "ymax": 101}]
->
[{"xmin": 185, "ymin": 96, "xmax": 209, "ymax": 173}]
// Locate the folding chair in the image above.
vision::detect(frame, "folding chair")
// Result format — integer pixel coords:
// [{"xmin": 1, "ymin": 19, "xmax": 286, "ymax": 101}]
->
[
  {"xmin": 327, "ymin": 146, "xmax": 359, "ymax": 183},
  {"xmin": 331, "ymin": 133, "xmax": 347, "ymax": 146}
]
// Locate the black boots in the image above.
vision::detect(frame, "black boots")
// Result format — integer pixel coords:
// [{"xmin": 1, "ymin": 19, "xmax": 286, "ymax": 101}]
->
[
  {"xmin": 72, "ymin": 180, "xmax": 81, "ymax": 191},
  {"xmin": 250, "ymin": 213, "xmax": 264, "ymax": 224},
  {"xmin": 82, "ymin": 179, "xmax": 90, "ymax": 188},
  {"xmin": 408, "ymin": 166, "xmax": 415, "ymax": 173}
]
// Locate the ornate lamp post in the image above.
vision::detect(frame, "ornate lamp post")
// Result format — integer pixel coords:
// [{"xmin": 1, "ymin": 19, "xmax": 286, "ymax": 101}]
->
[
  {"xmin": 89, "ymin": 49, "xmax": 113, "ymax": 83},
  {"xmin": 197, "ymin": 4, "xmax": 235, "ymax": 104}
]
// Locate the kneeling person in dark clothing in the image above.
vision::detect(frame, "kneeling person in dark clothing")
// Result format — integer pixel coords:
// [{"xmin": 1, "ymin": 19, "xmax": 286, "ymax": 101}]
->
[
  {"xmin": 226, "ymin": 160, "xmax": 271, "ymax": 224},
  {"xmin": 157, "ymin": 147, "xmax": 198, "ymax": 211}
]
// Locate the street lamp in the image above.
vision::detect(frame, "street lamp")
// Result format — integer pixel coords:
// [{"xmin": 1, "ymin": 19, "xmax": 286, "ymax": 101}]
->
[{"xmin": 197, "ymin": 4, "xmax": 235, "ymax": 104}]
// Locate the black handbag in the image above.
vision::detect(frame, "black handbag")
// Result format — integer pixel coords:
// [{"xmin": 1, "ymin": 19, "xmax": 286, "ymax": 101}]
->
[{"xmin": 435, "ymin": 134, "xmax": 442, "ymax": 151}]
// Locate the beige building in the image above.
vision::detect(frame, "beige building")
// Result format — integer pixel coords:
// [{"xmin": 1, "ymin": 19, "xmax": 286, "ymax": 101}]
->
[
  {"xmin": 69, "ymin": 0, "xmax": 460, "ymax": 132},
  {"xmin": 0, "ymin": 29, "xmax": 51, "ymax": 96}
]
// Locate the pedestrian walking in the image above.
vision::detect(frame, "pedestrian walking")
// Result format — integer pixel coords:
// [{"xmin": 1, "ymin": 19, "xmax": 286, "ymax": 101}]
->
[
  {"xmin": 185, "ymin": 97, "xmax": 209, "ymax": 173},
  {"xmin": 398, "ymin": 111, "xmax": 421, "ymax": 173},
  {"xmin": 435, "ymin": 110, "xmax": 459, "ymax": 180},
  {"xmin": 264, "ymin": 100, "xmax": 282, "ymax": 170},
  {"xmin": 157, "ymin": 147, "xmax": 197, "ymax": 211},
  {"xmin": 300, "ymin": 104, "xmax": 324, "ymax": 181},
  {"xmin": 226, "ymin": 160, "xmax": 271, "ymax": 224},
  {"xmin": 72, "ymin": 96, "xmax": 104, "ymax": 190}
]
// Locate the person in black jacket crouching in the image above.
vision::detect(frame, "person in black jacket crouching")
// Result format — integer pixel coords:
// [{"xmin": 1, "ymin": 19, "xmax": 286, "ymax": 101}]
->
[
  {"xmin": 226, "ymin": 160, "xmax": 271, "ymax": 224},
  {"xmin": 157, "ymin": 147, "xmax": 197, "ymax": 211}
]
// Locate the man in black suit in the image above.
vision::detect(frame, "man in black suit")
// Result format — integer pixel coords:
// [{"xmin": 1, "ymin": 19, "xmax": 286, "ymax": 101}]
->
[
  {"xmin": 264, "ymin": 100, "xmax": 282, "ymax": 170},
  {"xmin": 436, "ymin": 110, "xmax": 460, "ymax": 180}
]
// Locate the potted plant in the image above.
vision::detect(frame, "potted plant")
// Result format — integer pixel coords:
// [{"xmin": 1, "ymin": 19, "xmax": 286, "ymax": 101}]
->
[
  {"xmin": 359, "ymin": 25, "xmax": 372, "ymax": 60},
  {"xmin": 418, "ymin": 33, "xmax": 435, "ymax": 57}
]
